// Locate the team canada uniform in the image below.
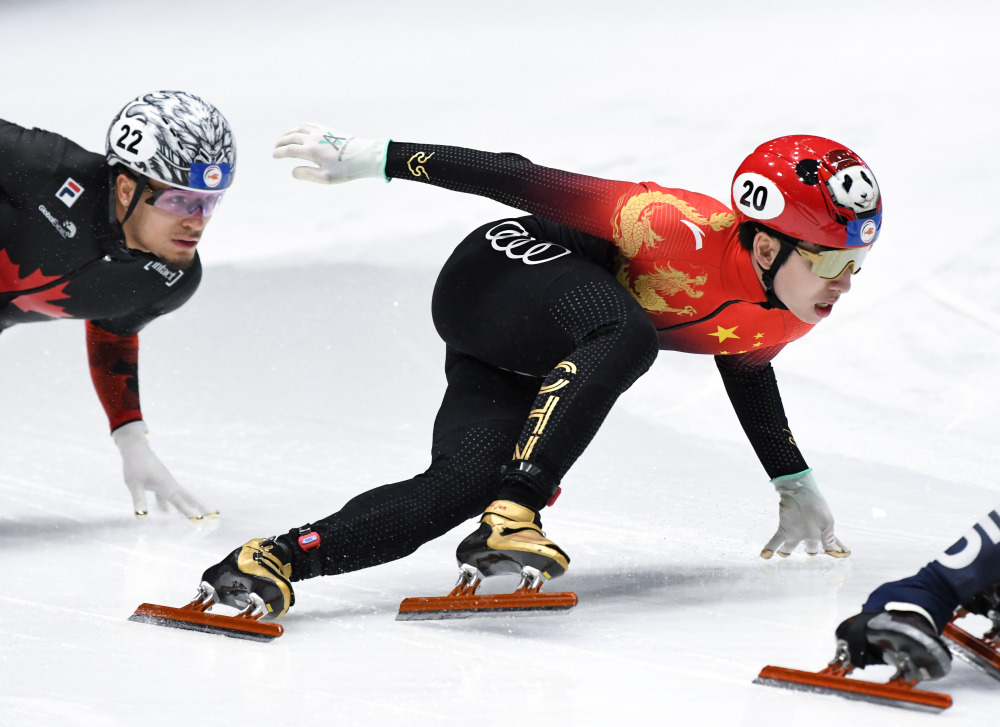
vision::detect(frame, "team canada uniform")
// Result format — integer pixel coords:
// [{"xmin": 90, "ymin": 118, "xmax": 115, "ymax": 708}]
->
[
  {"xmin": 0, "ymin": 120, "xmax": 202, "ymax": 430},
  {"xmin": 276, "ymin": 143, "xmax": 819, "ymax": 581}
]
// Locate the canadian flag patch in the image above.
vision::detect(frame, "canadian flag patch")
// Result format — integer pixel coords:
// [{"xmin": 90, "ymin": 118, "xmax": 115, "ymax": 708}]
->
[{"xmin": 56, "ymin": 178, "xmax": 84, "ymax": 208}]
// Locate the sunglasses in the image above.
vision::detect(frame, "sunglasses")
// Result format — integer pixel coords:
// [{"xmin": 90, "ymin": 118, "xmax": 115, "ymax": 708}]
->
[
  {"xmin": 780, "ymin": 238, "xmax": 870, "ymax": 279},
  {"xmin": 144, "ymin": 185, "xmax": 225, "ymax": 218}
]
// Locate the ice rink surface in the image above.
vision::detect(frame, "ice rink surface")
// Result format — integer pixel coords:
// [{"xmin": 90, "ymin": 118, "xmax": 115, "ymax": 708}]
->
[{"xmin": 2, "ymin": 1, "xmax": 999, "ymax": 724}]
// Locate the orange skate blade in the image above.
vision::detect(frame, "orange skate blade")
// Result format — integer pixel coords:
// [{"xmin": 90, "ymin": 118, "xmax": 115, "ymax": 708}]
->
[
  {"xmin": 397, "ymin": 574, "xmax": 577, "ymax": 621},
  {"xmin": 944, "ymin": 620, "xmax": 1000, "ymax": 681},
  {"xmin": 754, "ymin": 665, "xmax": 952, "ymax": 713},
  {"xmin": 397, "ymin": 591, "xmax": 577, "ymax": 620},
  {"xmin": 129, "ymin": 601, "xmax": 283, "ymax": 642}
]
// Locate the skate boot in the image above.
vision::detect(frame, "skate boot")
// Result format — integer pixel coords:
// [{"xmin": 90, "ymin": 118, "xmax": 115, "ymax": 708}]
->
[
  {"xmin": 456, "ymin": 500, "xmax": 570, "ymax": 581},
  {"xmin": 201, "ymin": 537, "xmax": 295, "ymax": 619},
  {"xmin": 943, "ymin": 581, "xmax": 1000, "ymax": 681},
  {"xmin": 836, "ymin": 606, "xmax": 952, "ymax": 681},
  {"xmin": 961, "ymin": 580, "xmax": 1000, "ymax": 645},
  {"xmin": 961, "ymin": 580, "xmax": 1000, "ymax": 622}
]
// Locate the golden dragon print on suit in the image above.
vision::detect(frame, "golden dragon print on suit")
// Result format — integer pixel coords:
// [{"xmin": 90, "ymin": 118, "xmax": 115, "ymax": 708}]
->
[
  {"xmin": 616, "ymin": 260, "xmax": 706, "ymax": 315},
  {"xmin": 611, "ymin": 190, "xmax": 736, "ymax": 257}
]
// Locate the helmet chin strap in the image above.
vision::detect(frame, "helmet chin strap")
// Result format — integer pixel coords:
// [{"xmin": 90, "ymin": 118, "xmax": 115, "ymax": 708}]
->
[
  {"xmin": 759, "ymin": 238, "xmax": 795, "ymax": 311},
  {"xmin": 119, "ymin": 173, "xmax": 148, "ymax": 226}
]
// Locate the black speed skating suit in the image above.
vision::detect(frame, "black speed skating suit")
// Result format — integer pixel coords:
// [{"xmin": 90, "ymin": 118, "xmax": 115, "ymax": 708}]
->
[
  {"xmin": 0, "ymin": 119, "xmax": 201, "ymax": 430},
  {"xmin": 280, "ymin": 143, "xmax": 810, "ymax": 581},
  {"xmin": 287, "ymin": 215, "xmax": 659, "ymax": 578}
]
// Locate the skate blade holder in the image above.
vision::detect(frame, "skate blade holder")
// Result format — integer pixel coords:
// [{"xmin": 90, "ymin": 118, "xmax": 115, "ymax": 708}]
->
[
  {"xmin": 396, "ymin": 564, "xmax": 578, "ymax": 621},
  {"xmin": 754, "ymin": 645, "xmax": 951, "ymax": 713},
  {"xmin": 129, "ymin": 582, "xmax": 283, "ymax": 642},
  {"xmin": 943, "ymin": 609, "xmax": 1000, "ymax": 682}
]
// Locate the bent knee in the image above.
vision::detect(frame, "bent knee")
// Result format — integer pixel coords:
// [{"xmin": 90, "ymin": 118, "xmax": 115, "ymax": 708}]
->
[{"xmin": 578, "ymin": 306, "xmax": 658, "ymax": 384}]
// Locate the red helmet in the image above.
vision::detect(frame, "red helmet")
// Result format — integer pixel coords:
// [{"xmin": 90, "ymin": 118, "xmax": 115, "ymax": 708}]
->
[{"xmin": 731, "ymin": 135, "xmax": 881, "ymax": 249}]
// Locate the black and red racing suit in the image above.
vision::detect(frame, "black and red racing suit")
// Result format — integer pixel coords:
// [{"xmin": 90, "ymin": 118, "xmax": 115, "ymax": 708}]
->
[
  {"xmin": 0, "ymin": 119, "xmax": 201, "ymax": 431},
  {"xmin": 277, "ymin": 141, "xmax": 815, "ymax": 580}
]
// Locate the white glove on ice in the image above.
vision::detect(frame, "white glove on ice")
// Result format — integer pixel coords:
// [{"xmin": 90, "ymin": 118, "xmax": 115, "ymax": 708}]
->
[
  {"xmin": 111, "ymin": 420, "xmax": 217, "ymax": 521},
  {"xmin": 272, "ymin": 122, "xmax": 390, "ymax": 184},
  {"xmin": 760, "ymin": 469, "xmax": 849, "ymax": 559}
]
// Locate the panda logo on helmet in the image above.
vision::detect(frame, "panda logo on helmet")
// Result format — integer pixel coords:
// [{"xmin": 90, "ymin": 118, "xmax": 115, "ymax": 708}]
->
[
  {"xmin": 732, "ymin": 135, "xmax": 882, "ymax": 250},
  {"xmin": 810, "ymin": 148, "xmax": 880, "ymax": 246},
  {"xmin": 820, "ymin": 150, "xmax": 879, "ymax": 216}
]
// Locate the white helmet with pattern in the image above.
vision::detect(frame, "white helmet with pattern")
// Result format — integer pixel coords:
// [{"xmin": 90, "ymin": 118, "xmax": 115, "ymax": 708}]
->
[{"xmin": 106, "ymin": 90, "xmax": 236, "ymax": 191}]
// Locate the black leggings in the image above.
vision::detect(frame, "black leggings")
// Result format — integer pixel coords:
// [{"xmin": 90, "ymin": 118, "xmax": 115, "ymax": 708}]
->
[{"xmin": 288, "ymin": 217, "xmax": 658, "ymax": 579}]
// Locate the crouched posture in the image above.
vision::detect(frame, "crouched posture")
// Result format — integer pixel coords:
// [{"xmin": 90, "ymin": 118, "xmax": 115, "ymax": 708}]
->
[
  {"xmin": 1, "ymin": 91, "xmax": 235, "ymax": 519},
  {"xmin": 203, "ymin": 129, "xmax": 882, "ymax": 617}
]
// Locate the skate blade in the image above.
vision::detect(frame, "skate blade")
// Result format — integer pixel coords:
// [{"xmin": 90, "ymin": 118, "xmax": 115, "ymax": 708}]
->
[
  {"xmin": 943, "ymin": 621, "xmax": 1000, "ymax": 682},
  {"xmin": 397, "ymin": 590, "xmax": 577, "ymax": 621},
  {"xmin": 754, "ymin": 665, "xmax": 952, "ymax": 713},
  {"xmin": 129, "ymin": 602, "xmax": 283, "ymax": 642}
]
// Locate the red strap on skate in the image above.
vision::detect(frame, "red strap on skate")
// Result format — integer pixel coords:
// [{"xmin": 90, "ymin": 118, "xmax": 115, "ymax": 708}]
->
[
  {"xmin": 547, "ymin": 487, "xmax": 562, "ymax": 507},
  {"xmin": 298, "ymin": 531, "xmax": 321, "ymax": 551}
]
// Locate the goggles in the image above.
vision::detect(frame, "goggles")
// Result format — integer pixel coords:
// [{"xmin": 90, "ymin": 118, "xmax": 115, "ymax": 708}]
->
[
  {"xmin": 144, "ymin": 185, "xmax": 225, "ymax": 218},
  {"xmin": 791, "ymin": 242, "xmax": 870, "ymax": 279}
]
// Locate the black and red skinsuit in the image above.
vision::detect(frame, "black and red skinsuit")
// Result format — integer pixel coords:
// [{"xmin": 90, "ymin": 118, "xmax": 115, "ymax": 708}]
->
[
  {"xmin": 0, "ymin": 119, "xmax": 201, "ymax": 431},
  {"xmin": 279, "ymin": 142, "xmax": 817, "ymax": 581}
]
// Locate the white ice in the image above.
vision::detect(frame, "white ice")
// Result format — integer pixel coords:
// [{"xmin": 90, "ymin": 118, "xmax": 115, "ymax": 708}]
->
[{"xmin": 2, "ymin": 1, "xmax": 999, "ymax": 724}]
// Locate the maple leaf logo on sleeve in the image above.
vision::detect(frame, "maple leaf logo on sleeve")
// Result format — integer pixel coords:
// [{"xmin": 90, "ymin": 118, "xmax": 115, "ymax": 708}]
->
[{"xmin": 0, "ymin": 250, "xmax": 71, "ymax": 318}]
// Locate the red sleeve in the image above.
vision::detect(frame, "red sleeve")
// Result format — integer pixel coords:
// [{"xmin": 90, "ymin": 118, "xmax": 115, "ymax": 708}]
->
[{"xmin": 86, "ymin": 320, "xmax": 142, "ymax": 432}]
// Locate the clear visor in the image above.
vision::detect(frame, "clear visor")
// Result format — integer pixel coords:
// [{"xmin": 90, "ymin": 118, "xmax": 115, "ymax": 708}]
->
[
  {"xmin": 794, "ymin": 244, "xmax": 870, "ymax": 279},
  {"xmin": 144, "ymin": 185, "xmax": 225, "ymax": 218}
]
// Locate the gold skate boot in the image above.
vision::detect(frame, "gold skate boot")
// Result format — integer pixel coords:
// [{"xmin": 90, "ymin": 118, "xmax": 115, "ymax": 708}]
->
[{"xmin": 456, "ymin": 500, "xmax": 570, "ymax": 580}]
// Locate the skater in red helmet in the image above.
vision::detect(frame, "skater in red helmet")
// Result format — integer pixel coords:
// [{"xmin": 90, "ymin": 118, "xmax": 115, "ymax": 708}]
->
[{"xmin": 201, "ymin": 128, "xmax": 880, "ymax": 619}]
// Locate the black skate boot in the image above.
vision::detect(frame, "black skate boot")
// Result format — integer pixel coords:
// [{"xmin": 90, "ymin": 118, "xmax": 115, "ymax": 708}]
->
[
  {"xmin": 960, "ymin": 580, "xmax": 1000, "ymax": 645},
  {"xmin": 961, "ymin": 580, "xmax": 1000, "ymax": 621},
  {"xmin": 456, "ymin": 500, "xmax": 570, "ymax": 580},
  {"xmin": 201, "ymin": 537, "xmax": 295, "ymax": 619},
  {"xmin": 836, "ymin": 607, "xmax": 952, "ymax": 681},
  {"xmin": 944, "ymin": 581, "xmax": 1000, "ymax": 681}
]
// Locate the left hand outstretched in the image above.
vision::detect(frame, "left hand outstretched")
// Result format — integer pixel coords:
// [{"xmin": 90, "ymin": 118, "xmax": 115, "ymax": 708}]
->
[{"xmin": 273, "ymin": 123, "xmax": 388, "ymax": 184}]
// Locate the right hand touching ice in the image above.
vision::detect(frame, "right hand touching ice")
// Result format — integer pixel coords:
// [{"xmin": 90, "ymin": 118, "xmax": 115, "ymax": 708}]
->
[
  {"xmin": 273, "ymin": 123, "xmax": 389, "ymax": 184},
  {"xmin": 760, "ymin": 469, "xmax": 850, "ymax": 559},
  {"xmin": 112, "ymin": 420, "xmax": 218, "ymax": 521}
]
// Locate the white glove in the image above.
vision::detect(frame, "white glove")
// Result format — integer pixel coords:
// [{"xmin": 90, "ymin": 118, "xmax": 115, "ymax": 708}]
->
[
  {"xmin": 111, "ymin": 420, "xmax": 217, "ymax": 521},
  {"xmin": 272, "ymin": 122, "xmax": 389, "ymax": 184},
  {"xmin": 760, "ymin": 469, "xmax": 849, "ymax": 559}
]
